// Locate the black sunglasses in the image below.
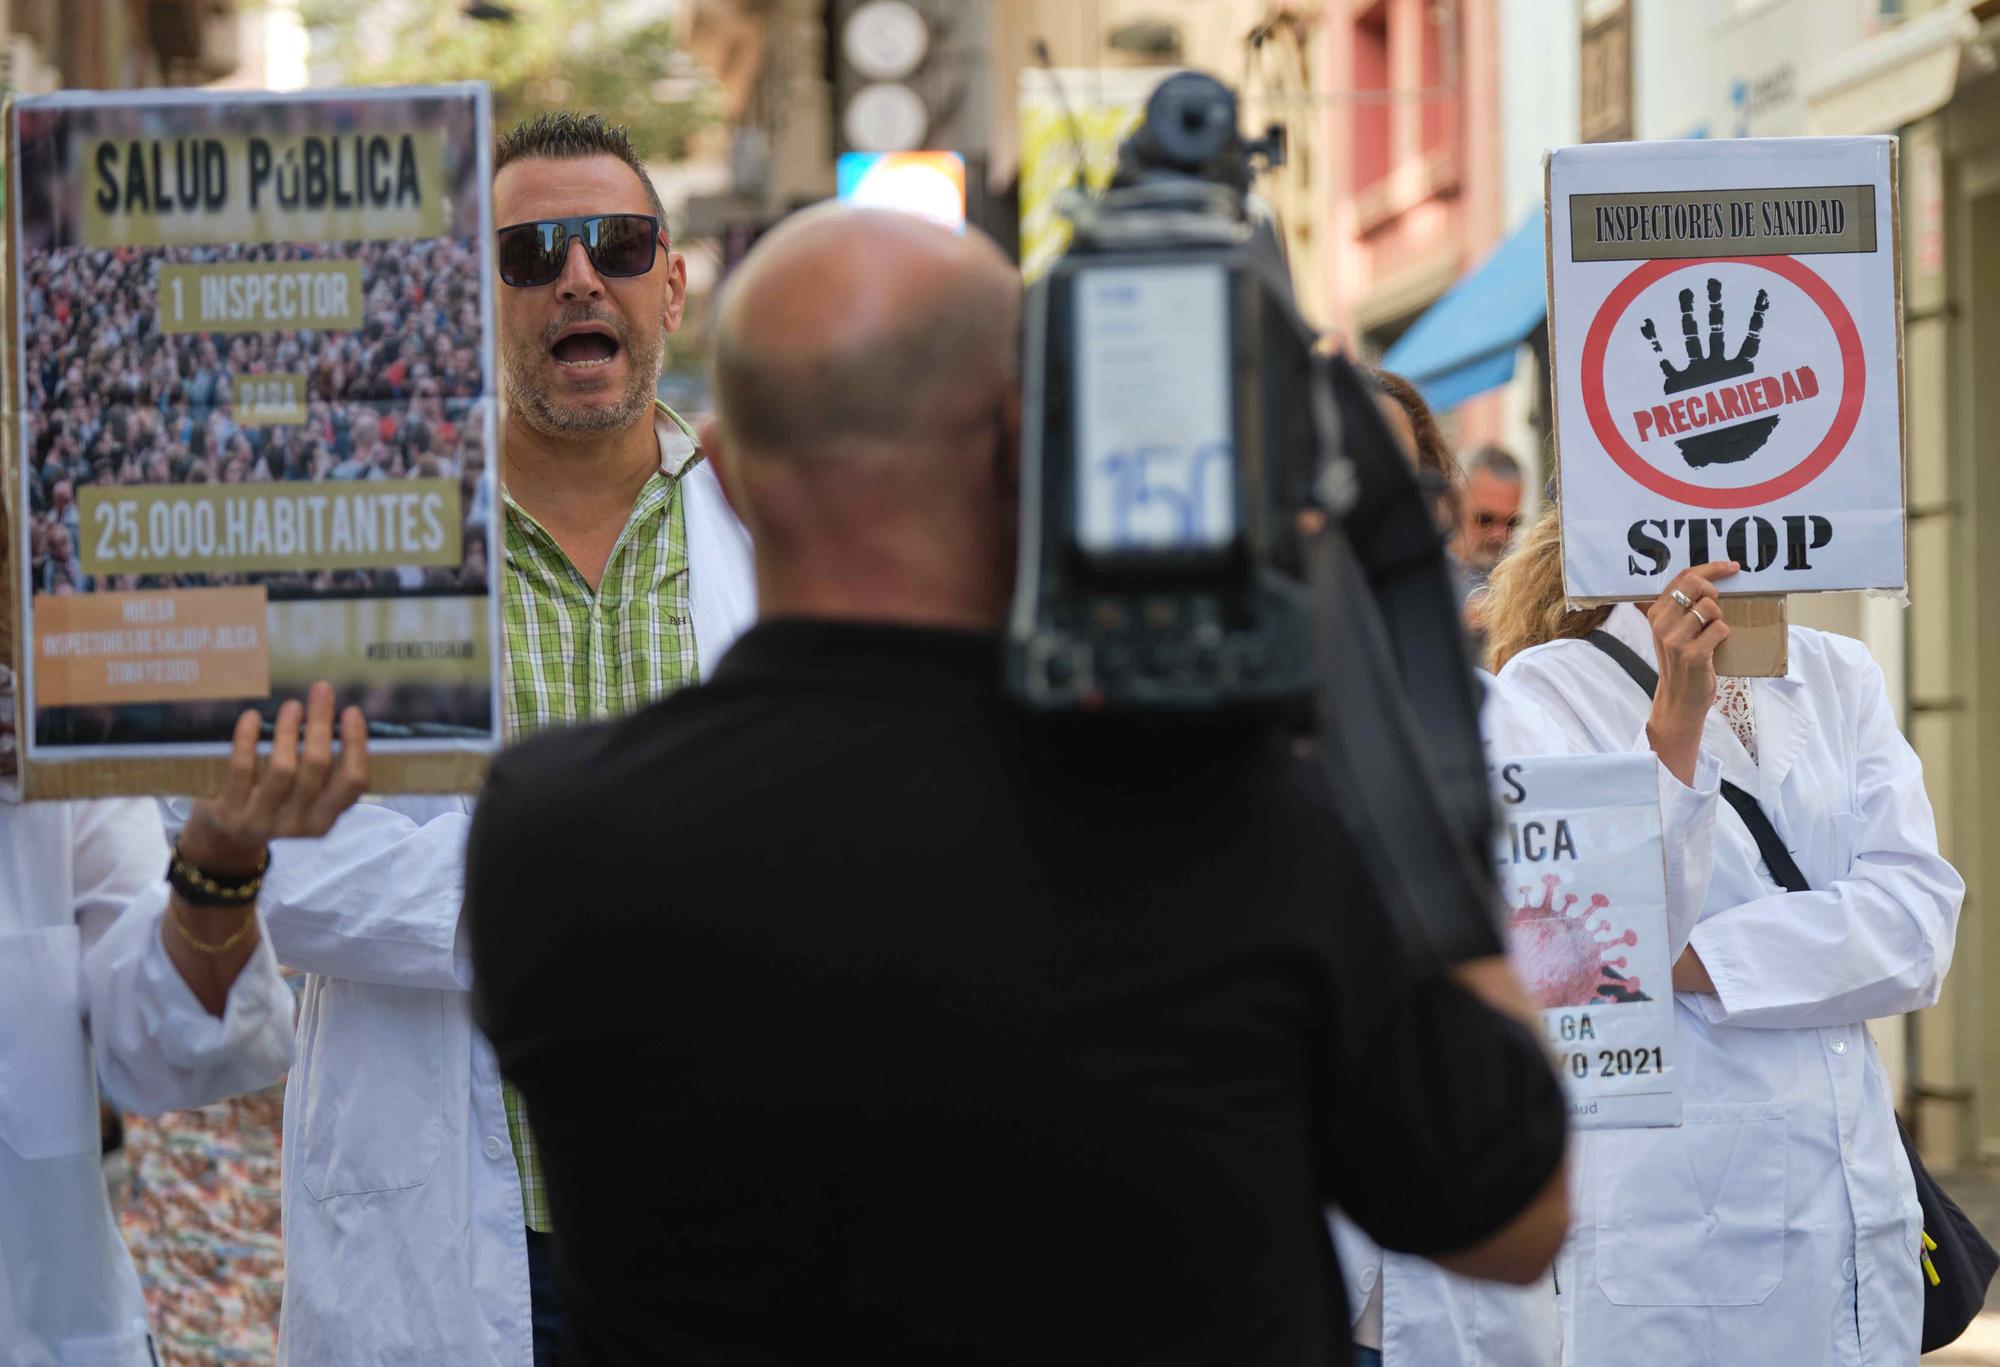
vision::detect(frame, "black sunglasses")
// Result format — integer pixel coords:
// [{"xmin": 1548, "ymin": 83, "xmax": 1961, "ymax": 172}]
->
[{"xmin": 496, "ymin": 214, "xmax": 662, "ymax": 288}]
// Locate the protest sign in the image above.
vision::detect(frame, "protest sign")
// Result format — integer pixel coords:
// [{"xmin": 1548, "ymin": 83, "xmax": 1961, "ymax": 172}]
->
[
  {"xmin": 1497, "ymin": 752, "xmax": 1679, "ymax": 1130},
  {"xmin": 4, "ymin": 86, "xmax": 498, "ymax": 798},
  {"xmin": 1546, "ymin": 137, "xmax": 1904, "ymax": 604}
]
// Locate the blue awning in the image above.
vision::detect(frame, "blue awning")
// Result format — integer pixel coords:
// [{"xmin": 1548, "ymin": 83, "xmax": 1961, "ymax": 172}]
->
[{"xmin": 1380, "ymin": 212, "xmax": 1548, "ymax": 412}]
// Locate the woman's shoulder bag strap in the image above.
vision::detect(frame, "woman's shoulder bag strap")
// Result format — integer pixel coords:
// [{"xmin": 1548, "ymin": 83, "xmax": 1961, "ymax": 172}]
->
[{"xmin": 1582, "ymin": 630, "xmax": 1808, "ymax": 893}]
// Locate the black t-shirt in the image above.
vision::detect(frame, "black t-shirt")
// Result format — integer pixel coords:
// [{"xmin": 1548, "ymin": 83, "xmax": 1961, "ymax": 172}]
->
[{"xmin": 467, "ymin": 621, "xmax": 1564, "ymax": 1367}]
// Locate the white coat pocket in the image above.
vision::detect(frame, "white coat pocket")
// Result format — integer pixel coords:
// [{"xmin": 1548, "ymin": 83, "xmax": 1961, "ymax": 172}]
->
[
  {"xmin": 0, "ymin": 926, "xmax": 100, "ymax": 1161},
  {"xmin": 295, "ymin": 980, "xmax": 445, "ymax": 1198},
  {"xmin": 1594, "ymin": 1101, "xmax": 1788, "ymax": 1306}
]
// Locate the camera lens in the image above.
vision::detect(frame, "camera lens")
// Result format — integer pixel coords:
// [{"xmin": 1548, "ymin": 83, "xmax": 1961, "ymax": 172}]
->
[{"xmin": 1144, "ymin": 73, "xmax": 1238, "ymax": 169}]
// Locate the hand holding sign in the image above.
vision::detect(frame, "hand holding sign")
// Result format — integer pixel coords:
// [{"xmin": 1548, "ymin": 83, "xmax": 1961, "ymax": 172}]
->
[
  {"xmin": 179, "ymin": 682, "xmax": 368, "ymax": 874},
  {"xmin": 167, "ymin": 681, "xmax": 368, "ymax": 1017},
  {"xmin": 1643, "ymin": 560, "xmax": 1737, "ymax": 784}
]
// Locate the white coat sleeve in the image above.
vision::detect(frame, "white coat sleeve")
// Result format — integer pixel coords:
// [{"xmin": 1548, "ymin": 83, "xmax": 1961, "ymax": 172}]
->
[
  {"xmin": 252, "ymin": 798, "xmax": 474, "ymax": 992},
  {"xmin": 77, "ymin": 800, "xmax": 295, "ymax": 1115},
  {"xmin": 1655, "ymin": 737, "xmax": 1720, "ymax": 959},
  {"xmin": 1687, "ymin": 658, "xmax": 1964, "ymax": 1029}
]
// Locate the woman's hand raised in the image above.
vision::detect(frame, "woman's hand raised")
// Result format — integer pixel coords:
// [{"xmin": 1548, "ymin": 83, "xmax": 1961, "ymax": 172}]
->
[{"xmin": 1644, "ymin": 561, "xmax": 1736, "ymax": 785}]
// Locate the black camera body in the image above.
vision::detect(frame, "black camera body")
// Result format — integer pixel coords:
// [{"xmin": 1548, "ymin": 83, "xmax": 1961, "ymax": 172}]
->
[
  {"xmin": 1006, "ymin": 71, "xmax": 1504, "ymax": 966},
  {"xmin": 1007, "ymin": 74, "xmax": 1315, "ymax": 711}
]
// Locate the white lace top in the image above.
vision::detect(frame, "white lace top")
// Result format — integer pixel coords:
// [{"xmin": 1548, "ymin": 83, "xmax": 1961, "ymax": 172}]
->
[{"xmin": 1715, "ymin": 675, "xmax": 1757, "ymax": 763}]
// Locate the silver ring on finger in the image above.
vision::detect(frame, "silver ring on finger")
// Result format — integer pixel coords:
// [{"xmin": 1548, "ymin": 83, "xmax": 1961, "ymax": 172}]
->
[
  {"xmin": 1690, "ymin": 604, "xmax": 1710, "ymax": 628},
  {"xmin": 1670, "ymin": 588, "xmax": 1695, "ymax": 611}
]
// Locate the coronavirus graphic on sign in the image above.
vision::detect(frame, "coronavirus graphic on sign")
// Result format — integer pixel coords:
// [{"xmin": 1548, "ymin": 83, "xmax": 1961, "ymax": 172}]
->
[{"xmin": 1508, "ymin": 873, "xmax": 1646, "ymax": 1008}]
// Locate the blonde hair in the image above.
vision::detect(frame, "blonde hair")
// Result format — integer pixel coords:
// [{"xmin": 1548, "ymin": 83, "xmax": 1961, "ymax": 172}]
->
[{"xmin": 1481, "ymin": 505, "xmax": 1610, "ymax": 672}]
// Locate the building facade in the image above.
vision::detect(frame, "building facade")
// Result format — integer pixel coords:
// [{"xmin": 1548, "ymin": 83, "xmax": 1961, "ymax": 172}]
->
[
  {"xmin": 1320, "ymin": 0, "xmax": 1506, "ymax": 409},
  {"xmin": 1, "ymin": 0, "xmax": 245, "ymax": 93}
]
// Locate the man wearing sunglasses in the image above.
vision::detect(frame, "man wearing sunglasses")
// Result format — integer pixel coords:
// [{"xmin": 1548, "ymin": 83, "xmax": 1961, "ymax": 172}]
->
[
  {"xmin": 237, "ymin": 112, "xmax": 754, "ymax": 1367},
  {"xmin": 1454, "ymin": 444, "xmax": 1525, "ymax": 592}
]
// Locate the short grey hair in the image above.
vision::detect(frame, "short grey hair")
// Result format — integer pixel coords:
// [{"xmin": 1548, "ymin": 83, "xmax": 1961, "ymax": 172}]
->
[{"xmin": 1466, "ymin": 444, "xmax": 1524, "ymax": 482}]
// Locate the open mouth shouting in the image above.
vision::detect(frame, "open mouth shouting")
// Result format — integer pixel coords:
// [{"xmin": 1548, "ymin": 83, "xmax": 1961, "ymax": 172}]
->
[{"xmin": 550, "ymin": 320, "xmax": 623, "ymax": 370}]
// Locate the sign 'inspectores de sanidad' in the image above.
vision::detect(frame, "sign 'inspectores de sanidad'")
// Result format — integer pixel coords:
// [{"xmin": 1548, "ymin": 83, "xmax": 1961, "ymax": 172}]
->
[{"xmin": 1547, "ymin": 137, "xmax": 1904, "ymax": 601}]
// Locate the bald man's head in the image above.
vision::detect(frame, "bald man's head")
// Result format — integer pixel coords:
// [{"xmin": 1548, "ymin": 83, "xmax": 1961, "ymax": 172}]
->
[
  {"xmin": 705, "ymin": 208, "xmax": 1025, "ymax": 630},
  {"xmin": 712, "ymin": 207, "xmax": 1020, "ymax": 457}
]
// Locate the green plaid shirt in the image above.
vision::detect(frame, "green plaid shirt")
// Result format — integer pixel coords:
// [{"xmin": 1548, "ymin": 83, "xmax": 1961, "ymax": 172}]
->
[{"xmin": 498, "ymin": 404, "xmax": 702, "ymax": 1232}]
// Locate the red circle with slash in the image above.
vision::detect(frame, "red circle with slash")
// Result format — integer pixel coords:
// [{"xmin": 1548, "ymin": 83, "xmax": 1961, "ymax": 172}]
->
[{"xmin": 1579, "ymin": 255, "xmax": 1865, "ymax": 509}]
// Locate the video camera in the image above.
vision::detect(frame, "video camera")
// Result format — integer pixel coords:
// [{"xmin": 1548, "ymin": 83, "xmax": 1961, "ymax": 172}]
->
[{"xmin": 1006, "ymin": 71, "xmax": 1503, "ymax": 965}]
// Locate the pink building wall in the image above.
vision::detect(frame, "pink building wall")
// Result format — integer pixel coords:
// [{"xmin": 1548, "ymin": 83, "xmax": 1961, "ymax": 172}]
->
[{"xmin": 1319, "ymin": 0, "xmax": 1509, "ymax": 447}]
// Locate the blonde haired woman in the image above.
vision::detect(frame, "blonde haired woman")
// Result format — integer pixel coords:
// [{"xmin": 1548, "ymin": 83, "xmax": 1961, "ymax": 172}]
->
[
  {"xmin": 1489, "ymin": 508, "xmax": 1963, "ymax": 1366},
  {"xmin": 1332, "ymin": 374, "xmax": 1725, "ymax": 1367}
]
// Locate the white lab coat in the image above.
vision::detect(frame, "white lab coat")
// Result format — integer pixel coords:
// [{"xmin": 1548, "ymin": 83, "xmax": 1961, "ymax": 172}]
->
[
  {"xmin": 0, "ymin": 794, "xmax": 295, "ymax": 1367},
  {"xmin": 1500, "ymin": 604, "xmax": 1962, "ymax": 1367},
  {"xmin": 1329, "ymin": 666, "xmax": 1721, "ymax": 1366},
  {"xmin": 244, "ymin": 418, "xmax": 756, "ymax": 1366}
]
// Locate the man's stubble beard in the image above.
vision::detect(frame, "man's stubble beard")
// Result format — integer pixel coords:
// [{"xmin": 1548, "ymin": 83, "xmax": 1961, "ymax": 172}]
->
[{"xmin": 501, "ymin": 305, "xmax": 664, "ymax": 439}]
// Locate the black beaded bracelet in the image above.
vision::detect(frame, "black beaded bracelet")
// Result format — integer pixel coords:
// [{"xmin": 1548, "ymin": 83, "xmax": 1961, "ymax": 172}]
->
[{"xmin": 165, "ymin": 843, "xmax": 270, "ymax": 907}]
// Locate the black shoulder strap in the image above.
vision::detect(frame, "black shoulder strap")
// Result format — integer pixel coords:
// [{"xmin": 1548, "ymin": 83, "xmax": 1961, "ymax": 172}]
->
[
  {"xmin": 1583, "ymin": 628, "xmax": 1658, "ymax": 695},
  {"xmin": 1583, "ymin": 631, "xmax": 1811, "ymax": 895}
]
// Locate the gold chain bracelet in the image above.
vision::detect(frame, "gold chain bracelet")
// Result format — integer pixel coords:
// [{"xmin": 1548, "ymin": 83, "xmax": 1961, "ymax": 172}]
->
[{"xmin": 167, "ymin": 902, "xmax": 259, "ymax": 955}]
